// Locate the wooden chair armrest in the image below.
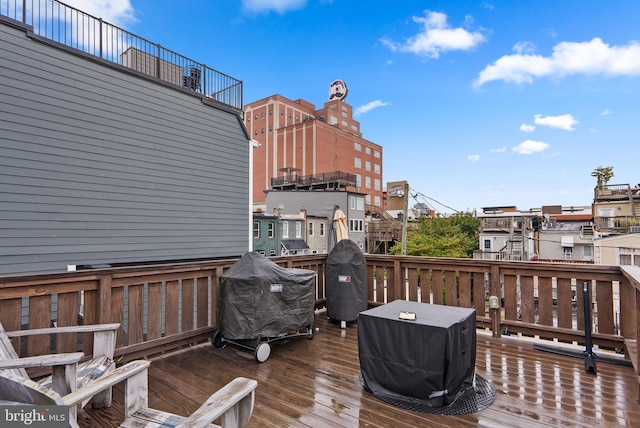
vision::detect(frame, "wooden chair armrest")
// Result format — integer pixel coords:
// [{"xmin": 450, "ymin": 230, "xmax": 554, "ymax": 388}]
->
[
  {"xmin": 176, "ymin": 377, "xmax": 258, "ymax": 428},
  {"xmin": 6, "ymin": 323, "xmax": 119, "ymax": 361},
  {"xmin": 0, "ymin": 352, "xmax": 84, "ymax": 369},
  {"xmin": 61, "ymin": 360, "xmax": 151, "ymax": 407},
  {"xmin": 5, "ymin": 323, "xmax": 121, "ymax": 338}
]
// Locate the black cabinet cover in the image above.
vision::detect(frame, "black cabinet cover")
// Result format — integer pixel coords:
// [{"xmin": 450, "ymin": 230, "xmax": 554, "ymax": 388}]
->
[
  {"xmin": 326, "ymin": 239, "xmax": 368, "ymax": 322},
  {"xmin": 220, "ymin": 252, "xmax": 316, "ymax": 340},
  {"xmin": 358, "ymin": 300, "xmax": 476, "ymax": 407}
]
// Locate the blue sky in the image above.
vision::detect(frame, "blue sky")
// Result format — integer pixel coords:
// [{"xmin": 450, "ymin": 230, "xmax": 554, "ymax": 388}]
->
[{"xmin": 72, "ymin": 0, "xmax": 640, "ymax": 214}]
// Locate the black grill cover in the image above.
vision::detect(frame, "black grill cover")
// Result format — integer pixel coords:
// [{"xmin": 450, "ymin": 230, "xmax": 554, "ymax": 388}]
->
[
  {"xmin": 326, "ymin": 239, "xmax": 367, "ymax": 322},
  {"xmin": 220, "ymin": 252, "xmax": 316, "ymax": 340},
  {"xmin": 358, "ymin": 300, "xmax": 476, "ymax": 407}
]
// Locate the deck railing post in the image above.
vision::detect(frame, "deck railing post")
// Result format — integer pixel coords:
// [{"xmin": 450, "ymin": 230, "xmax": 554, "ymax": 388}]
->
[
  {"xmin": 98, "ymin": 18, "xmax": 103, "ymax": 59},
  {"xmin": 156, "ymin": 43, "xmax": 161, "ymax": 79},
  {"xmin": 392, "ymin": 259, "xmax": 402, "ymax": 301},
  {"xmin": 97, "ymin": 274, "xmax": 113, "ymax": 324},
  {"xmin": 490, "ymin": 264, "xmax": 501, "ymax": 337},
  {"xmin": 636, "ymin": 284, "xmax": 640, "ymax": 403}
]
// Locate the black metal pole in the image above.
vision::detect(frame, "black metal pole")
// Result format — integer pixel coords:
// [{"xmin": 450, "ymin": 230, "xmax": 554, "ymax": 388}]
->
[
  {"xmin": 582, "ymin": 281, "xmax": 597, "ymax": 374},
  {"xmin": 533, "ymin": 280, "xmax": 631, "ymax": 369}
]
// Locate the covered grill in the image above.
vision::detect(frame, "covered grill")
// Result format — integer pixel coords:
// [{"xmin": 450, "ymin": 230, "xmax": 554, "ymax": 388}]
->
[
  {"xmin": 325, "ymin": 239, "xmax": 367, "ymax": 327},
  {"xmin": 212, "ymin": 252, "xmax": 316, "ymax": 362}
]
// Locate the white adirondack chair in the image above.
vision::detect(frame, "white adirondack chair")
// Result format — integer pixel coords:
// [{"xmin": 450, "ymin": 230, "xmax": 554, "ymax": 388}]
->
[
  {"xmin": 0, "ymin": 360, "xmax": 258, "ymax": 428},
  {"xmin": 0, "ymin": 322, "xmax": 119, "ymax": 412}
]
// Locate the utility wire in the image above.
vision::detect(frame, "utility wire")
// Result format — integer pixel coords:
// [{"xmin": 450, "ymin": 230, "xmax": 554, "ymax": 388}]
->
[{"xmin": 410, "ymin": 189, "xmax": 462, "ymax": 215}]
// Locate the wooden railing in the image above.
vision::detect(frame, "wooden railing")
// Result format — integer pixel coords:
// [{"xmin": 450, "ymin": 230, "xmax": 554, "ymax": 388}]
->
[
  {"xmin": 620, "ymin": 266, "xmax": 640, "ymax": 394},
  {"xmin": 2, "ymin": 254, "xmax": 639, "ymax": 397}
]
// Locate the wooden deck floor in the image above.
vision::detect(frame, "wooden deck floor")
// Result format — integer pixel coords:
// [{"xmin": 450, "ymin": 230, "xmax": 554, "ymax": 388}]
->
[{"xmin": 81, "ymin": 312, "xmax": 640, "ymax": 428}]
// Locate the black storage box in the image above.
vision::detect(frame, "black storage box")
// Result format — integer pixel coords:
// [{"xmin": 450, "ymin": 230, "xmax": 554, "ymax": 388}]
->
[
  {"xmin": 220, "ymin": 252, "xmax": 316, "ymax": 340},
  {"xmin": 358, "ymin": 300, "xmax": 476, "ymax": 408}
]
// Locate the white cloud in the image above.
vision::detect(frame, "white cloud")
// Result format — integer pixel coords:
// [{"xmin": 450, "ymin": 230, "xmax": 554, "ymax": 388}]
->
[
  {"xmin": 520, "ymin": 124, "xmax": 535, "ymax": 132},
  {"xmin": 354, "ymin": 100, "xmax": 390, "ymax": 117},
  {"xmin": 512, "ymin": 140, "xmax": 549, "ymax": 155},
  {"xmin": 601, "ymin": 109, "xmax": 614, "ymax": 116},
  {"xmin": 381, "ymin": 10, "xmax": 486, "ymax": 59},
  {"xmin": 490, "ymin": 147, "xmax": 507, "ymax": 153},
  {"xmin": 534, "ymin": 113, "xmax": 578, "ymax": 131},
  {"xmin": 513, "ymin": 41, "xmax": 536, "ymax": 54},
  {"xmin": 467, "ymin": 154, "xmax": 480, "ymax": 162},
  {"xmin": 475, "ymin": 37, "xmax": 640, "ymax": 86},
  {"xmin": 63, "ymin": 0, "xmax": 136, "ymax": 25},
  {"xmin": 242, "ymin": 0, "xmax": 307, "ymax": 14}
]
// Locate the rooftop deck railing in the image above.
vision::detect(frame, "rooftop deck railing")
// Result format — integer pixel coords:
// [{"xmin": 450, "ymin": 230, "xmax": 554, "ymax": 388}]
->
[
  {"xmin": 0, "ymin": 0, "xmax": 243, "ymax": 110},
  {"xmin": 270, "ymin": 171, "xmax": 357, "ymax": 187},
  {"xmin": 595, "ymin": 183, "xmax": 640, "ymax": 201},
  {"xmin": 1, "ymin": 254, "xmax": 639, "ymax": 400}
]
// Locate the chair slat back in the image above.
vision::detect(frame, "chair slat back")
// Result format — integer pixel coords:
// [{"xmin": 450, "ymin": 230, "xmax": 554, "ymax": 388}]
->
[{"xmin": 0, "ymin": 322, "xmax": 29, "ymax": 379}]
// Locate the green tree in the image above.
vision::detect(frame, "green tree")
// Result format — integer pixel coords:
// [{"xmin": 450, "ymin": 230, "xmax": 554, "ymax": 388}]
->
[
  {"xmin": 591, "ymin": 166, "xmax": 614, "ymax": 188},
  {"xmin": 390, "ymin": 213, "xmax": 480, "ymax": 258}
]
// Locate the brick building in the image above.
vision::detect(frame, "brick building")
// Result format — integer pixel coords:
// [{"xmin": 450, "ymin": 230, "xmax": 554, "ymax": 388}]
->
[{"xmin": 244, "ymin": 83, "xmax": 384, "ymax": 209}]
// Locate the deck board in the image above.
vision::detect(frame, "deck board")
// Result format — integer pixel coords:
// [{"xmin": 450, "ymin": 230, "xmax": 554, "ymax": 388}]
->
[{"xmin": 81, "ymin": 312, "xmax": 640, "ymax": 427}]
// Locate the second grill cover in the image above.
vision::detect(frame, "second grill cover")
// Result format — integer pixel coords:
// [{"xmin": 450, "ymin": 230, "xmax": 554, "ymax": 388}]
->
[
  {"xmin": 326, "ymin": 239, "xmax": 368, "ymax": 322},
  {"xmin": 220, "ymin": 252, "xmax": 316, "ymax": 340}
]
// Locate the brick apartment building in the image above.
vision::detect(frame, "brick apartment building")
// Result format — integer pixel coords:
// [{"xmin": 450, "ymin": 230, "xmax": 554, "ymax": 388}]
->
[{"xmin": 244, "ymin": 82, "xmax": 384, "ymax": 209}]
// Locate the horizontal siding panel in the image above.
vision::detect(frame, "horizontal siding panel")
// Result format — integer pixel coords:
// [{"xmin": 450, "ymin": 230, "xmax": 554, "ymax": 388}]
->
[
  {"xmin": 0, "ymin": 164, "xmax": 248, "ymax": 201},
  {"xmin": 0, "ymin": 103, "xmax": 247, "ymax": 168},
  {"xmin": 0, "ymin": 22, "xmax": 250, "ymax": 274},
  {"xmin": 0, "ymin": 149, "xmax": 248, "ymax": 195},
  {"xmin": 1, "ymin": 38, "xmax": 244, "ymax": 145}
]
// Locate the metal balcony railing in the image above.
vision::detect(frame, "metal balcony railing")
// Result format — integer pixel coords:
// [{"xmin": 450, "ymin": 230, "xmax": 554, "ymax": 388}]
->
[
  {"xmin": 270, "ymin": 171, "xmax": 357, "ymax": 188},
  {"xmin": 0, "ymin": 0, "xmax": 243, "ymax": 110}
]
